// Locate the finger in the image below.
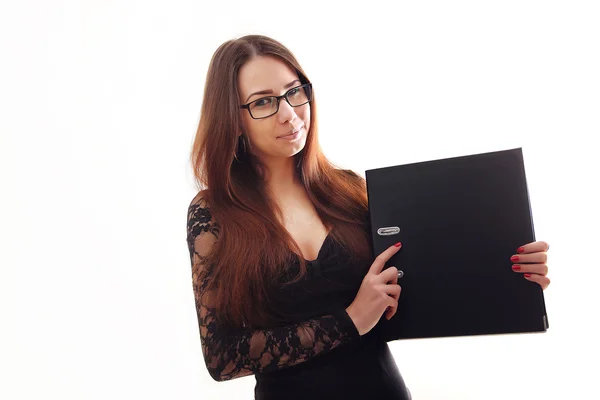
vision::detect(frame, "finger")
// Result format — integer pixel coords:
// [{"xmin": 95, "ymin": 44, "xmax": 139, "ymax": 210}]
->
[
  {"xmin": 385, "ymin": 305, "xmax": 397, "ymax": 320},
  {"xmin": 384, "ymin": 285, "xmax": 402, "ymax": 319},
  {"xmin": 516, "ymin": 241, "xmax": 550, "ymax": 254},
  {"xmin": 384, "ymin": 283, "xmax": 402, "ymax": 299},
  {"xmin": 378, "ymin": 266, "xmax": 399, "ymax": 284},
  {"xmin": 369, "ymin": 242, "xmax": 402, "ymax": 275},
  {"xmin": 385, "ymin": 295, "xmax": 400, "ymax": 320},
  {"xmin": 510, "ymin": 252, "xmax": 548, "ymax": 264},
  {"xmin": 512, "ymin": 263, "xmax": 548, "ymax": 276},
  {"xmin": 386, "ymin": 266, "xmax": 399, "ymax": 285},
  {"xmin": 390, "ymin": 270, "xmax": 399, "ymax": 285},
  {"xmin": 523, "ymin": 273, "xmax": 551, "ymax": 290}
]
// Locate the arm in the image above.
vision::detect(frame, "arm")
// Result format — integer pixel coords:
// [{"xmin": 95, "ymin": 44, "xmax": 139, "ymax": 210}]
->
[{"xmin": 186, "ymin": 196, "xmax": 360, "ymax": 381}]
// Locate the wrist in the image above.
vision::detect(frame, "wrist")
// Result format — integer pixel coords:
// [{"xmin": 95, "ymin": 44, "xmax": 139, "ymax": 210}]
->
[{"xmin": 345, "ymin": 305, "xmax": 365, "ymax": 336}]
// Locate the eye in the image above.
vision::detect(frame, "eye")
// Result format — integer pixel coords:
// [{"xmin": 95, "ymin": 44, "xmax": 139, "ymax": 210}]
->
[
  {"xmin": 288, "ymin": 87, "xmax": 300, "ymax": 96},
  {"xmin": 252, "ymin": 97, "xmax": 274, "ymax": 108}
]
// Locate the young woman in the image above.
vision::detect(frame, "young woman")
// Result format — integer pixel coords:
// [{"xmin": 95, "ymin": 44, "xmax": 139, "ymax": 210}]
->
[{"xmin": 186, "ymin": 35, "xmax": 551, "ymax": 400}]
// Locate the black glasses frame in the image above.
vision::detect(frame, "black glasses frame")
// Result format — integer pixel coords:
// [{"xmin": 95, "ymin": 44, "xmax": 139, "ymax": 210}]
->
[{"xmin": 239, "ymin": 83, "xmax": 313, "ymax": 120}]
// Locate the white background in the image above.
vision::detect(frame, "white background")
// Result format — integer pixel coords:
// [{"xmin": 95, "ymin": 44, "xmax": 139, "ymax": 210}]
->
[{"xmin": 1, "ymin": 0, "xmax": 599, "ymax": 399}]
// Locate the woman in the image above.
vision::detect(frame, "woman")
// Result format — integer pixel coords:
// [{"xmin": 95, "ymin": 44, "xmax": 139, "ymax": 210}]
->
[{"xmin": 186, "ymin": 35, "xmax": 551, "ymax": 400}]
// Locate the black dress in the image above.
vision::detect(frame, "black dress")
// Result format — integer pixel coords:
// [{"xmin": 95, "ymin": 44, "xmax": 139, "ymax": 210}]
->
[{"xmin": 186, "ymin": 197, "xmax": 412, "ymax": 400}]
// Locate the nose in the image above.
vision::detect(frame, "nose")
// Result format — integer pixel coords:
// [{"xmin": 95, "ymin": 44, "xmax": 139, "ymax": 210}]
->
[{"xmin": 276, "ymin": 98, "xmax": 297, "ymax": 125}]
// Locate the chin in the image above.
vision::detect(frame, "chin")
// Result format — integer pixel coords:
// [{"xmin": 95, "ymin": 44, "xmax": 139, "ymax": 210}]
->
[{"xmin": 290, "ymin": 137, "xmax": 307, "ymax": 155}]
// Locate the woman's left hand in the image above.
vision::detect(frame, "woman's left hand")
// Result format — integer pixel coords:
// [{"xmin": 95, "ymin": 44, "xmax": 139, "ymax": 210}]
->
[{"xmin": 510, "ymin": 241, "xmax": 551, "ymax": 290}]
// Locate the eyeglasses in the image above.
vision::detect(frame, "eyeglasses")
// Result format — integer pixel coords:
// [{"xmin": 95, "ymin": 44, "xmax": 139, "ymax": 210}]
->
[{"xmin": 240, "ymin": 83, "xmax": 313, "ymax": 120}]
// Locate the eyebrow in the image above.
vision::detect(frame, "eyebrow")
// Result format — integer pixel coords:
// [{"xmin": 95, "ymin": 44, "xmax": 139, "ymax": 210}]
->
[{"xmin": 245, "ymin": 79, "xmax": 301, "ymax": 103}]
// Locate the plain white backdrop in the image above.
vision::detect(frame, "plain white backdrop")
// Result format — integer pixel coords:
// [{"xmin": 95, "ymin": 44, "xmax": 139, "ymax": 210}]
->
[{"xmin": 1, "ymin": 0, "xmax": 599, "ymax": 399}]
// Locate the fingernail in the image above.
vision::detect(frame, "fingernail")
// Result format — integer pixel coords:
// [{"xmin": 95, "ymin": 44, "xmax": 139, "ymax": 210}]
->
[
  {"xmin": 512, "ymin": 265, "xmax": 521, "ymax": 271},
  {"xmin": 394, "ymin": 242, "xmax": 402, "ymax": 248},
  {"xmin": 524, "ymin": 273, "xmax": 531, "ymax": 278},
  {"xmin": 517, "ymin": 247, "xmax": 525, "ymax": 254},
  {"xmin": 511, "ymin": 256, "xmax": 519, "ymax": 262}
]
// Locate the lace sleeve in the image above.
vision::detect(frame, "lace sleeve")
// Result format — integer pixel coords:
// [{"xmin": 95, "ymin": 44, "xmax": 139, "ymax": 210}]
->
[{"xmin": 186, "ymin": 195, "xmax": 360, "ymax": 381}]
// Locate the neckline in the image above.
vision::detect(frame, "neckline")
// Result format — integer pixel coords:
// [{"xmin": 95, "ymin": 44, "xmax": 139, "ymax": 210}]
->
[{"xmin": 303, "ymin": 229, "xmax": 334, "ymax": 263}]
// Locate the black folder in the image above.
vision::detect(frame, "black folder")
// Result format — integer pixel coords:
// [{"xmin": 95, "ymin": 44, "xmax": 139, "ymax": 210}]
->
[{"xmin": 365, "ymin": 148, "xmax": 548, "ymax": 341}]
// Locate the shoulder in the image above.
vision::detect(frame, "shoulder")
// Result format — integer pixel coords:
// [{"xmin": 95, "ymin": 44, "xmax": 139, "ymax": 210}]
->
[
  {"xmin": 187, "ymin": 190, "xmax": 210, "ymax": 222},
  {"xmin": 189, "ymin": 189, "xmax": 210, "ymax": 208},
  {"xmin": 338, "ymin": 168, "xmax": 365, "ymax": 182},
  {"xmin": 187, "ymin": 190, "xmax": 220, "ymax": 239},
  {"xmin": 340, "ymin": 169, "xmax": 360, "ymax": 178}
]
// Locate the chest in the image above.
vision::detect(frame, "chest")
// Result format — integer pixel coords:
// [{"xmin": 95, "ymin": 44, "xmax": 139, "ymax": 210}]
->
[
  {"xmin": 281, "ymin": 202, "xmax": 330, "ymax": 262},
  {"xmin": 272, "ymin": 235, "xmax": 368, "ymax": 322}
]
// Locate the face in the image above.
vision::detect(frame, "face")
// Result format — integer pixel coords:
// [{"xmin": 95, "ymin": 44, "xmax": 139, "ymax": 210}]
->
[{"xmin": 237, "ymin": 55, "xmax": 311, "ymax": 162}]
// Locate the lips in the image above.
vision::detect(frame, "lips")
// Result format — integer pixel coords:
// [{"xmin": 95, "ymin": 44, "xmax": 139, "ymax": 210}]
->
[{"xmin": 278, "ymin": 125, "xmax": 304, "ymax": 138}]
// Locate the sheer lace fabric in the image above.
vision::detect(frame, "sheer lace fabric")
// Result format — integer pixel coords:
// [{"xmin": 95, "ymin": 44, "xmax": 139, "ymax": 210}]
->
[{"xmin": 186, "ymin": 197, "xmax": 359, "ymax": 381}]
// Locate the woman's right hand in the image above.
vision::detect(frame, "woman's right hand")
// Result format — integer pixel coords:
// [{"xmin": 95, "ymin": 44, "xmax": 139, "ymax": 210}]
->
[{"xmin": 345, "ymin": 242, "xmax": 403, "ymax": 336}]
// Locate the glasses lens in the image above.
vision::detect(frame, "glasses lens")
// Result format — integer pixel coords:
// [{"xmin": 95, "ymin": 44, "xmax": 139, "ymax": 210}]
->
[
  {"xmin": 247, "ymin": 84, "xmax": 313, "ymax": 119},
  {"xmin": 287, "ymin": 84, "xmax": 311, "ymax": 107},
  {"xmin": 249, "ymin": 97, "xmax": 278, "ymax": 119}
]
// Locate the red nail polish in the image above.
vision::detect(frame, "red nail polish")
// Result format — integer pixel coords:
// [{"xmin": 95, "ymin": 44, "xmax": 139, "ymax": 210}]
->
[
  {"xmin": 511, "ymin": 256, "xmax": 519, "ymax": 262},
  {"xmin": 512, "ymin": 265, "xmax": 521, "ymax": 271},
  {"xmin": 524, "ymin": 273, "xmax": 531, "ymax": 278},
  {"xmin": 394, "ymin": 242, "xmax": 402, "ymax": 247},
  {"xmin": 517, "ymin": 247, "xmax": 525, "ymax": 254}
]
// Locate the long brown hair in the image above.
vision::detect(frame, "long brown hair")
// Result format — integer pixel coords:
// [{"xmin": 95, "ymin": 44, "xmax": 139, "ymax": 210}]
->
[{"xmin": 190, "ymin": 35, "xmax": 372, "ymax": 328}]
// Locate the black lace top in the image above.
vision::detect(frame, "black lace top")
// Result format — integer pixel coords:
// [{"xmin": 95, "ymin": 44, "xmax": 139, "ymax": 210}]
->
[{"xmin": 186, "ymin": 195, "xmax": 411, "ymax": 400}]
